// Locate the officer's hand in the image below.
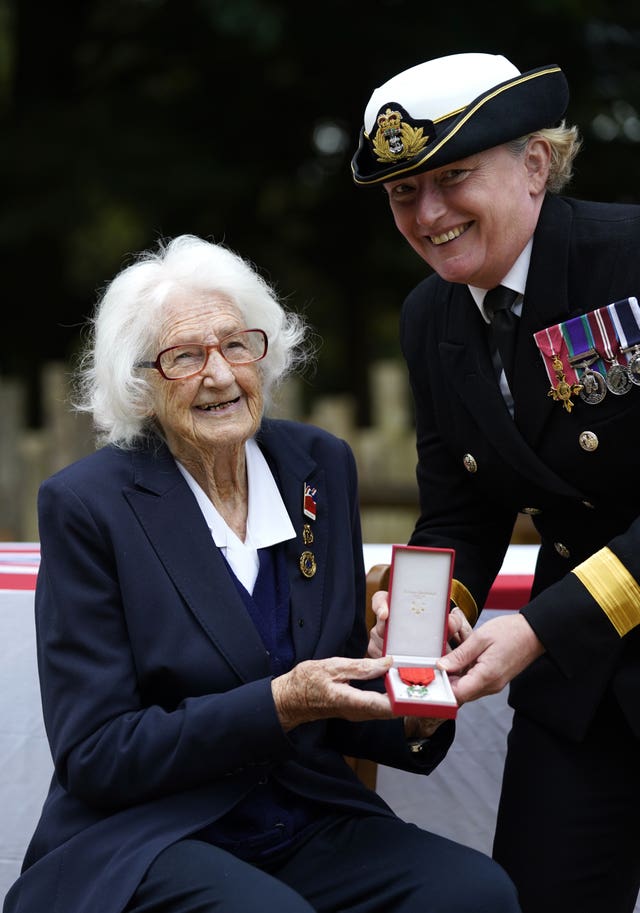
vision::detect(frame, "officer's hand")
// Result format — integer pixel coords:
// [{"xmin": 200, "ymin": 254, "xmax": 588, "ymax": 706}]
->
[{"xmin": 437, "ymin": 613, "xmax": 544, "ymax": 703}]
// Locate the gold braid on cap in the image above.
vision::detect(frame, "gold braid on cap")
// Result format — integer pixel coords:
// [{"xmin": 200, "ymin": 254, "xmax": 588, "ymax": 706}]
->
[
  {"xmin": 571, "ymin": 547, "xmax": 640, "ymax": 637},
  {"xmin": 372, "ymin": 108, "xmax": 430, "ymax": 163},
  {"xmin": 450, "ymin": 578, "xmax": 478, "ymax": 625}
]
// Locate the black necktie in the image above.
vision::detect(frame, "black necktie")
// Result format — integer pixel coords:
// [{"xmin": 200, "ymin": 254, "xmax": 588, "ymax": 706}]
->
[{"xmin": 484, "ymin": 285, "xmax": 519, "ymax": 386}]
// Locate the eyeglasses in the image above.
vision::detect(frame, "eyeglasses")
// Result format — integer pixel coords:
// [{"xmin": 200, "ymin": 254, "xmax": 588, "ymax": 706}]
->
[{"xmin": 136, "ymin": 329, "xmax": 268, "ymax": 380}]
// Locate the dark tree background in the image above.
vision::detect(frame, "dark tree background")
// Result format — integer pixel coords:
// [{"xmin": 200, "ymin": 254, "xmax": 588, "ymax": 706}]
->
[{"xmin": 2, "ymin": 0, "xmax": 640, "ymax": 427}]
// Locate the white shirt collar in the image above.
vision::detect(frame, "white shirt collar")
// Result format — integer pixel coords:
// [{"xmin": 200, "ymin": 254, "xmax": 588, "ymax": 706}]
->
[
  {"xmin": 176, "ymin": 437, "xmax": 296, "ymax": 593},
  {"xmin": 468, "ymin": 238, "xmax": 533, "ymax": 322}
]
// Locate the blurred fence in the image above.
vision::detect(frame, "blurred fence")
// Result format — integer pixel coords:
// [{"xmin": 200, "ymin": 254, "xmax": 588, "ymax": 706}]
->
[{"xmin": 0, "ymin": 360, "xmax": 538, "ymax": 546}]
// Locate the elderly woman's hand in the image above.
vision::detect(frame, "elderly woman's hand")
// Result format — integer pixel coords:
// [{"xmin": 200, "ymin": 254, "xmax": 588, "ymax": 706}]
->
[
  {"xmin": 446, "ymin": 605, "xmax": 473, "ymax": 651},
  {"xmin": 271, "ymin": 655, "xmax": 394, "ymax": 731},
  {"xmin": 367, "ymin": 590, "xmax": 389, "ymax": 659}
]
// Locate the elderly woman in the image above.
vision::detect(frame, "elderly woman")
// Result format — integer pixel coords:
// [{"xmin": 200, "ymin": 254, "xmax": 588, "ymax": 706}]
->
[{"xmin": 3, "ymin": 235, "xmax": 521, "ymax": 913}]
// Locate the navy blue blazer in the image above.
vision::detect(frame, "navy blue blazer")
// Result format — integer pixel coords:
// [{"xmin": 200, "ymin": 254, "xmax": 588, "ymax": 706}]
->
[
  {"xmin": 4, "ymin": 418, "xmax": 453, "ymax": 913},
  {"xmin": 400, "ymin": 193, "xmax": 640, "ymax": 743}
]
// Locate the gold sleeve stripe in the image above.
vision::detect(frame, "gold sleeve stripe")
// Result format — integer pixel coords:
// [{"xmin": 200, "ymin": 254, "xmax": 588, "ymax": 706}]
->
[
  {"xmin": 572, "ymin": 547, "xmax": 640, "ymax": 637},
  {"xmin": 450, "ymin": 579, "xmax": 478, "ymax": 625}
]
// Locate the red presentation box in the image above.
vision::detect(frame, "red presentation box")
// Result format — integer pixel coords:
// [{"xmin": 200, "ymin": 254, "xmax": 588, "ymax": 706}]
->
[{"xmin": 383, "ymin": 544, "xmax": 458, "ymax": 719}]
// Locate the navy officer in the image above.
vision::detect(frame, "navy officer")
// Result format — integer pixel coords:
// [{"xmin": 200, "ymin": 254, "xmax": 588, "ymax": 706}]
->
[{"xmin": 353, "ymin": 52, "xmax": 640, "ymax": 913}]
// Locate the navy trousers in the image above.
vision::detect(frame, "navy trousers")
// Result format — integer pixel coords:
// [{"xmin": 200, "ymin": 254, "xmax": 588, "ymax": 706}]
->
[
  {"xmin": 125, "ymin": 813, "xmax": 521, "ymax": 913},
  {"xmin": 493, "ymin": 696, "xmax": 640, "ymax": 913}
]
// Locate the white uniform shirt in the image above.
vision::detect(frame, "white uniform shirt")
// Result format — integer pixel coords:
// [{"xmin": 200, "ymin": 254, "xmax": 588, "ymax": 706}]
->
[
  {"xmin": 468, "ymin": 239, "xmax": 532, "ymax": 414},
  {"xmin": 176, "ymin": 437, "xmax": 296, "ymax": 594}
]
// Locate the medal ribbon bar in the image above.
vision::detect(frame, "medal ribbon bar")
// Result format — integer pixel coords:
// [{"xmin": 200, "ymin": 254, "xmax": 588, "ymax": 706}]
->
[
  {"xmin": 586, "ymin": 305, "xmax": 623, "ymax": 366},
  {"xmin": 533, "ymin": 324, "xmax": 579, "ymax": 385},
  {"xmin": 561, "ymin": 314, "xmax": 603, "ymax": 372},
  {"xmin": 608, "ymin": 296, "xmax": 640, "ymax": 356}
]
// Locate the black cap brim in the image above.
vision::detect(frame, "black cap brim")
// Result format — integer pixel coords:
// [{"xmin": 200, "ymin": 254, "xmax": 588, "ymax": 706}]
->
[{"xmin": 352, "ymin": 65, "xmax": 569, "ymax": 185}]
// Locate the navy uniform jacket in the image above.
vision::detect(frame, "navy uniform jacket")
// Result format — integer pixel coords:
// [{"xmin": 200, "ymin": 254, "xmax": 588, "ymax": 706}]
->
[
  {"xmin": 401, "ymin": 193, "xmax": 640, "ymax": 743},
  {"xmin": 4, "ymin": 419, "xmax": 453, "ymax": 913}
]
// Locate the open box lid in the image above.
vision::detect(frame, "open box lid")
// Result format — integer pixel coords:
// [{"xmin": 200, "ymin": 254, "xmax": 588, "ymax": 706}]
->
[{"xmin": 383, "ymin": 544, "xmax": 455, "ymax": 662}]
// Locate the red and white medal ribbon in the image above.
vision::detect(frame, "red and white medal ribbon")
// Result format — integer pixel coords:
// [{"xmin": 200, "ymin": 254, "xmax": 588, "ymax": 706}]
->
[
  {"xmin": 533, "ymin": 325, "xmax": 580, "ymax": 385},
  {"xmin": 587, "ymin": 306, "xmax": 622, "ymax": 365}
]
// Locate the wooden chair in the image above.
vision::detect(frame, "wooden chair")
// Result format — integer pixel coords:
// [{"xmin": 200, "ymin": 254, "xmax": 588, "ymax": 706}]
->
[{"xmin": 346, "ymin": 563, "xmax": 390, "ymax": 790}]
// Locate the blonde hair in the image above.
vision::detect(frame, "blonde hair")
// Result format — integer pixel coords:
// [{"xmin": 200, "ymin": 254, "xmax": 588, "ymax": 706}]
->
[{"xmin": 508, "ymin": 121, "xmax": 582, "ymax": 193}]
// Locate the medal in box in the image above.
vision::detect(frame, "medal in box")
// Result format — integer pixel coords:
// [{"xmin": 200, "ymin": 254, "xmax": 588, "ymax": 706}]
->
[{"xmin": 383, "ymin": 544, "xmax": 458, "ymax": 719}]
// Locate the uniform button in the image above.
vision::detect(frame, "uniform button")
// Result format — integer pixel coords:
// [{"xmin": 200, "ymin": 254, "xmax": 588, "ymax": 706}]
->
[
  {"xmin": 258, "ymin": 776, "xmax": 269, "ymax": 785},
  {"xmin": 297, "ymin": 618, "xmax": 305, "ymax": 627},
  {"xmin": 554, "ymin": 542, "xmax": 571, "ymax": 559},
  {"xmin": 520, "ymin": 507, "xmax": 542, "ymax": 515},
  {"xmin": 579, "ymin": 431, "xmax": 598, "ymax": 451},
  {"xmin": 462, "ymin": 453, "xmax": 477, "ymax": 473}
]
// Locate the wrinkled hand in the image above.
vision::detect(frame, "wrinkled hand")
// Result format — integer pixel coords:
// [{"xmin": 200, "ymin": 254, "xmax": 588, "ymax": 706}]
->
[
  {"xmin": 437, "ymin": 613, "xmax": 544, "ymax": 704},
  {"xmin": 272, "ymin": 655, "xmax": 394, "ymax": 731},
  {"xmin": 445, "ymin": 605, "xmax": 473, "ymax": 650},
  {"xmin": 367, "ymin": 590, "xmax": 389, "ymax": 658}
]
